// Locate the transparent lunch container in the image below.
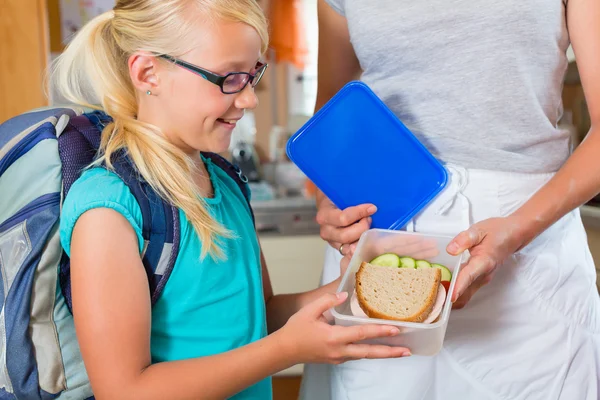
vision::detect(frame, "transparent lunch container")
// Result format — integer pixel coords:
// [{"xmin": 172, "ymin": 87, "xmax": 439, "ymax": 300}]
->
[{"xmin": 331, "ymin": 228, "xmax": 464, "ymax": 356}]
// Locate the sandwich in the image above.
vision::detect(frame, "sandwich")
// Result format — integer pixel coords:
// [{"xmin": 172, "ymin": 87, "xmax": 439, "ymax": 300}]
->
[{"xmin": 350, "ymin": 261, "xmax": 447, "ymax": 324}]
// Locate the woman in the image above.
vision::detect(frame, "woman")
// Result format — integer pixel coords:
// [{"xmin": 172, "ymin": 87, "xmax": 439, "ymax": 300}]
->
[{"xmin": 300, "ymin": 0, "xmax": 600, "ymax": 399}]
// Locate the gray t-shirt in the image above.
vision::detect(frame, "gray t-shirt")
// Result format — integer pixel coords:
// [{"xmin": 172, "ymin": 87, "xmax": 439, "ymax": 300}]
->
[{"xmin": 325, "ymin": 0, "xmax": 571, "ymax": 173}]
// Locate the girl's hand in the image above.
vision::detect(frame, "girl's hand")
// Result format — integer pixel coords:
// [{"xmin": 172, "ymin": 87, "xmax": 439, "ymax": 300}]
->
[
  {"xmin": 279, "ymin": 292, "xmax": 411, "ymax": 365},
  {"xmin": 447, "ymin": 216, "xmax": 525, "ymax": 308}
]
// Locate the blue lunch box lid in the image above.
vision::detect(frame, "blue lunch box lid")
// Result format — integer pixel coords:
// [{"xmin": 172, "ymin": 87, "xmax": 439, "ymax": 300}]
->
[{"xmin": 286, "ymin": 81, "xmax": 448, "ymax": 230}]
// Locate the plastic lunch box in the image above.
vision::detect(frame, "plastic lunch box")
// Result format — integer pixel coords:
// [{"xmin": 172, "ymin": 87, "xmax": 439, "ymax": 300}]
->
[{"xmin": 331, "ymin": 229, "xmax": 464, "ymax": 356}]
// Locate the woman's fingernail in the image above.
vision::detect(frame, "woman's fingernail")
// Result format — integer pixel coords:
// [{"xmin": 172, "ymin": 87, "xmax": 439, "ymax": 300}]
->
[
  {"xmin": 388, "ymin": 327, "xmax": 400, "ymax": 335},
  {"xmin": 402, "ymin": 351, "xmax": 412, "ymax": 357},
  {"xmin": 336, "ymin": 292, "xmax": 348, "ymax": 300},
  {"xmin": 447, "ymin": 243, "xmax": 459, "ymax": 254},
  {"xmin": 452, "ymin": 290, "xmax": 461, "ymax": 302},
  {"xmin": 367, "ymin": 205, "xmax": 377, "ymax": 214}
]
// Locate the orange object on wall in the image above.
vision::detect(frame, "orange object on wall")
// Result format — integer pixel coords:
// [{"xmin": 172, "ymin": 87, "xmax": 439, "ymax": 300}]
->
[
  {"xmin": 269, "ymin": 0, "xmax": 308, "ymax": 70},
  {"xmin": 304, "ymin": 179, "xmax": 317, "ymax": 198}
]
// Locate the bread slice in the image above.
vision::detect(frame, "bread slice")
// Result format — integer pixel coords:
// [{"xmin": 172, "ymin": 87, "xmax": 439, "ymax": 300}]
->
[{"xmin": 355, "ymin": 262, "xmax": 442, "ymax": 323}]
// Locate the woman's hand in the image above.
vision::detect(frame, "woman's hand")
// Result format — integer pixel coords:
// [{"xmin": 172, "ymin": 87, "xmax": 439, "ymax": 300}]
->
[
  {"xmin": 316, "ymin": 196, "xmax": 377, "ymax": 259},
  {"xmin": 278, "ymin": 292, "xmax": 411, "ymax": 365},
  {"xmin": 446, "ymin": 216, "xmax": 526, "ymax": 309}
]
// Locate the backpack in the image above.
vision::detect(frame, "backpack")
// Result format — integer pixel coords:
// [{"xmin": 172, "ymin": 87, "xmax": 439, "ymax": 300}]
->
[{"xmin": 0, "ymin": 107, "xmax": 254, "ymax": 399}]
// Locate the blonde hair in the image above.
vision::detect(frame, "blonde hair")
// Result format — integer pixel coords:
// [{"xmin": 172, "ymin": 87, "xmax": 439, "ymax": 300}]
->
[{"xmin": 51, "ymin": 0, "xmax": 269, "ymax": 260}]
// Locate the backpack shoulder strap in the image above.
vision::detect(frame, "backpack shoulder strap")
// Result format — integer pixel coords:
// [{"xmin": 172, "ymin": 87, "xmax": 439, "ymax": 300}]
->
[
  {"xmin": 110, "ymin": 154, "xmax": 181, "ymax": 305},
  {"xmin": 85, "ymin": 111, "xmax": 180, "ymax": 305},
  {"xmin": 59, "ymin": 111, "xmax": 179, "ymax": 309},
  {"xmin": 201, "ymin": 151, "xmax": 255, "ymax": 226},
  {"xmin": 58, "ymin": 113, "xmax": 103, "ymax": 196}
]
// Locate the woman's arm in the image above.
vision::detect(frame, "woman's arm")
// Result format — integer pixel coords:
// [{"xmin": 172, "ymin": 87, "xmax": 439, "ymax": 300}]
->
[
  {"xmin": 314, "ymin": 0, "xmax": 361, "ymax": 110},
  {"xmin": 509, "ymin": 0, "xmax": 600, "ymax": 238},
  {"xmin": 72, "ymin": 209, "xmax": 408, "ymax": 400},
  {"xmin": 447, "ymin": 0, "xmax": 600, "ymax": 306},
  {"xmin": 313, "ymin": 0, "xmax": 377, "ymax": 260}
]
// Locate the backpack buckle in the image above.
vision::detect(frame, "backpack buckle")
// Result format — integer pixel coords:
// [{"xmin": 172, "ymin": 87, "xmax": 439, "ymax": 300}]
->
[{"xmin": 234, "ymin": 166, "xmax": 249, "ymax": 183}]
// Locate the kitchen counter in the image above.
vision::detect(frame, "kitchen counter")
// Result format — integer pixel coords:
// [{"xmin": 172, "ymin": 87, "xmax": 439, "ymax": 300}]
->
[
  {"xmin": 251, "ymin": 195, "xmax": 316, "ymax": 212},
  {"xmin": 251, "ymin": 195, "xmax": 320, "ymax": 237}
]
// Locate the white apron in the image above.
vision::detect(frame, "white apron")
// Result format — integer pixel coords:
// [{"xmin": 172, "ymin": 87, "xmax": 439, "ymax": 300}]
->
[{"xmin": 299, "ymin": 166, "xmax": 600, "ymax": 400}]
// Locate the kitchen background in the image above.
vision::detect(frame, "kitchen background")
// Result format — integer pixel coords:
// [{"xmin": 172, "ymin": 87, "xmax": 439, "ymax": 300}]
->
[{"xmin": 0, "ymin": 1, "xmax": 598, "ymax": 399}]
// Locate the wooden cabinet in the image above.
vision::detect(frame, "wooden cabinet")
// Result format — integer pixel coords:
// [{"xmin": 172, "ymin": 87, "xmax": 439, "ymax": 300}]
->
[
  {"xmin": 0, "ymin": 0, "xmax": 50, "ymax": 123},
  {"xmin": 260, "ymin": 234, "xmax": 325, "ymax": 296}
]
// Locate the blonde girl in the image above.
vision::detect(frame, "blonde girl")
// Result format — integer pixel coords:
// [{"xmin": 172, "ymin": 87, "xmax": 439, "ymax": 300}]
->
[{"xmin": 53, "ymin": 0, "xmax": 410, "ymax": 399}]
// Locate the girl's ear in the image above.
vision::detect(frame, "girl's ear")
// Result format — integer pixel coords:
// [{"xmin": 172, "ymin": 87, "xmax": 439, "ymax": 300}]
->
[{"xmin": 129, "ymin": 52, "xmax": 160, "ymax": 96}]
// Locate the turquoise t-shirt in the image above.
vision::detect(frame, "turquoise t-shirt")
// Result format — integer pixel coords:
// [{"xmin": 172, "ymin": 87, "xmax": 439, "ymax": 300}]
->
[{"xmin": 59, "ymin": 157, "xmax": 272, "ymax": 400}]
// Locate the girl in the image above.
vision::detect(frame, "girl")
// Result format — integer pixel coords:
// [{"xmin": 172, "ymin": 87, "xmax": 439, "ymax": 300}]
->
[
  {"xmin": 53, "ymin": 1, "xmax": 410, "ymax": 399},
  {"xmin": 301, "ymin": 0, "xmax": 600, "ymax": 399}
]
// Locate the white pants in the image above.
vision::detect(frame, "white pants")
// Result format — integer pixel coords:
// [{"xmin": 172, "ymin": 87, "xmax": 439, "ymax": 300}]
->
[{"xmin": 300, "ymin": 166, "xmax": 600, "ymax": 400}]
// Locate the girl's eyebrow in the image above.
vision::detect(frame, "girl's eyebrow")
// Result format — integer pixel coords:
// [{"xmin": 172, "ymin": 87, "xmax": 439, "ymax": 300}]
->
[{"xmin": 215, "ymin": 59, "xmax": 261, "ymax": 72}]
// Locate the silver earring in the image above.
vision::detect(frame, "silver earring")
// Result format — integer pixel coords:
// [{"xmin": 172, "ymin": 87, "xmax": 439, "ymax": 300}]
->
[{"xmin": 146, "ymin": 90, "xmax": 152, "ymax": 95}]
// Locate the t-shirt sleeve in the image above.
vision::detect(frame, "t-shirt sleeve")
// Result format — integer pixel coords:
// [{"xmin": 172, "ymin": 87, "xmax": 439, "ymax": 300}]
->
[
  {"xmin": 325, "ymin": 0, "xmax": 345, "ymax": 16},
  {"xmin": 60, "ymin": 168, "xmax": 145, "ymax": 257}
]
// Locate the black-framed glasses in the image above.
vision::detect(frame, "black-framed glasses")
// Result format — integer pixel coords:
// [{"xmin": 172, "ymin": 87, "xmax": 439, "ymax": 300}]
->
[{"xmin": 159, "ymin": 54, "xmax": 267, "ymax": 94}]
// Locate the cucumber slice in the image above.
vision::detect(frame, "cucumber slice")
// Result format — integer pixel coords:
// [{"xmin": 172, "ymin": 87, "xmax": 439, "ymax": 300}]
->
[
  {"xmin": 415, "ymin": 260, "xmax": 432, "ymax": 269},
  {"xmin": 399, "ymin": 256, "xmax": 417, "ymax": 269},
  {"xmin": 369, "ymin": 253, "xmax": 401, "ymax": 267},
  {"xmin": 432, "ymin": 263, "xmax": 452, "ymax": 281}
]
